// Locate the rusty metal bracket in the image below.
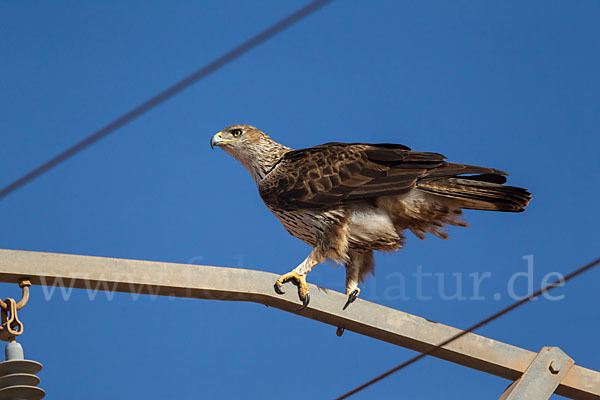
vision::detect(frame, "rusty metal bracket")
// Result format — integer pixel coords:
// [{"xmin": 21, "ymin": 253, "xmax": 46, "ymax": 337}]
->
[
  {"xmin": 0, "ymin": 279, "xmax": 30, "ymax": 342},
  {"xmin": 0, "ymin": 298, "xmax": 24, "ymax": 341},
  {"xmin": 499, "ymin": 347, "xmax": 575, "ymax": 400}
]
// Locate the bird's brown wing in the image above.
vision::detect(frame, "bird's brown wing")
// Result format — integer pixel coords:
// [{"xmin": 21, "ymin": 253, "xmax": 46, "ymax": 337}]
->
[{"xmin": 258, "ymin": 142, "xmax": 507, "ymax": 211}]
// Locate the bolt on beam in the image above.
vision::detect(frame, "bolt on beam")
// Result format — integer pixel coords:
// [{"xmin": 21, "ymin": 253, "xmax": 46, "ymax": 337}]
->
[{"xmin": 499, "ymin": 347, "xmax": 574, "ymax": 400}]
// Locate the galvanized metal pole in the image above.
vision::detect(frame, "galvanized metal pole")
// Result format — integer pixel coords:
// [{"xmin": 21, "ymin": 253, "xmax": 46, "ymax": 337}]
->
[{"xmin": 0, "ymin": 249, "xmax": 598, "ymax": 400}]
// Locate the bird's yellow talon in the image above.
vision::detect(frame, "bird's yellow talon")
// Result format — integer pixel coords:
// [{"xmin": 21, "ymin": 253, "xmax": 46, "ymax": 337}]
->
[{"xmin": 274, "ymin": 270, "xmax": 310, "ymax": 310}]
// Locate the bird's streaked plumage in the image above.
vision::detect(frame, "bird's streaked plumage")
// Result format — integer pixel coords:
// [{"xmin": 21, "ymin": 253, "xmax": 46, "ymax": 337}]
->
[{"xmin": 211, "ymin": 124, "xmax": 531, "ymax": 308}]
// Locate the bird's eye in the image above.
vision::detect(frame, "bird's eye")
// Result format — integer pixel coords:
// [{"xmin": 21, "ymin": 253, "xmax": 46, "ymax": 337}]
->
[{"xmin": 231, "ymin": 129, "xmax": 243, "ymax": 137}]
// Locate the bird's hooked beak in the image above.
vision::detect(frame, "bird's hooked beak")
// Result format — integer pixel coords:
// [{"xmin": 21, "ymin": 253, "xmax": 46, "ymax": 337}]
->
[{"xmin": 210, "ymin": 131, "xmax": 236, "ymax": 149}]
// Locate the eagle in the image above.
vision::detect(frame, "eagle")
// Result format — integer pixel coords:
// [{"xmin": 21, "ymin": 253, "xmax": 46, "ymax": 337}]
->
[{"xmin": 211, "ymin": 124, "xmax": 531, "ymax": 310}]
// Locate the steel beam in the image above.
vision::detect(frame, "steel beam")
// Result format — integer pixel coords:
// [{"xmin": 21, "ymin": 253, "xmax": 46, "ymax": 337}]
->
[
  {"xmin": 0, "ymin": 249, "xmax": 598, "ymax": 399},
  {"xmin": 499, "ymin": 347, "xmax": 574, "ymax": 400}
]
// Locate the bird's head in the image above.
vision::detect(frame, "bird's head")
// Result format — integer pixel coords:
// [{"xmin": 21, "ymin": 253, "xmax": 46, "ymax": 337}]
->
[
  {"xmin": 211, "ymin": 124, "xmax": 291, "ymax": 183},
  {"xmin": 210, "ymin": 124, "xmax": 266, "ymax": 152}
]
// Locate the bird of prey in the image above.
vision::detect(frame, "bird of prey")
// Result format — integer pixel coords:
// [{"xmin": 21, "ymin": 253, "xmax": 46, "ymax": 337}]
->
[{"xmin": 211, "ymin": 124, "xmax": 531, "ymax": 310}]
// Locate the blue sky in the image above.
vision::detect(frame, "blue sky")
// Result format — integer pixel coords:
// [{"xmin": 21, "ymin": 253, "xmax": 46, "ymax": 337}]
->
[{"xmin": 1, "ymin": 1, "xmax": 599, "ymax": 398}]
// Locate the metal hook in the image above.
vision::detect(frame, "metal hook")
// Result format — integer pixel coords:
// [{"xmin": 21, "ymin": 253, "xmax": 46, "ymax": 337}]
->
[{"xmin": 0, "ymin": 278, "xmax": 31, "ymax": 311}]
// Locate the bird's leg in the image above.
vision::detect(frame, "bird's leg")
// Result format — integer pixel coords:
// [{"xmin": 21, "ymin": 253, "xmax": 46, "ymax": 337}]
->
[
  {"xmin": 346, "ymin": 273, "xmax": 360, "ymax": 302},
  {"xmin": 275, "ymin": 217, "xmax": 349, "ymax": 310},
  {"xmin": 343, "ymin": 259, "xmax": 360, "ymax": 310},
  {"xmin": 343, "ymin": 250, "xmax": 372, "ymax": 310},
  {"xmin": 274, "ymin": 249, "xmax": 324, "ymax": 311}
]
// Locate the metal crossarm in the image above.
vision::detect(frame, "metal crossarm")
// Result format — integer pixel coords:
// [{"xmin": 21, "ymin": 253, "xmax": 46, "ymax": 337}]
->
[{"xmin": 0, "ymin": 249, "xmax": 598, "ymax": 399}]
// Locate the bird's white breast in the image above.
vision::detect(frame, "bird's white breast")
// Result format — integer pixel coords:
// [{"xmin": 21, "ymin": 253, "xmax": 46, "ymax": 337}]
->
[{"xmin": 347, "ymin": 206, "xmax": 400, "ymax": 249}]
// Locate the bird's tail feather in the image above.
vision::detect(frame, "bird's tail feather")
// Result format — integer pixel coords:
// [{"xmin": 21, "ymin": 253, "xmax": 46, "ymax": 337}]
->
[{"xmin": 417, "ymin": 175, "xmax": 531, "ymax": 212}]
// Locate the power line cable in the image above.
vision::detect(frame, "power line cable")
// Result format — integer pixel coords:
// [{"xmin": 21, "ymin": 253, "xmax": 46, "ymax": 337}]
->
[
  {"xmin": 336, "ymin": 255, "xmax": 600, "ymax": 400},
  {"xmin": 0, "ymin": 0, "xmax": 334, "ymax": 201}
]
